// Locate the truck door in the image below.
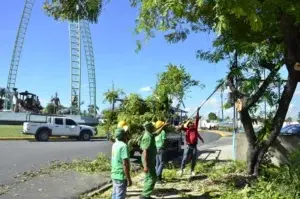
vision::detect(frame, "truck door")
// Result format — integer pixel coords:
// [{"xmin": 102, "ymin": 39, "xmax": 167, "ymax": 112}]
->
[
  {"xmin": 65, "ymin": 119, "xmax": 80, "ymax": 136},
  {"xmin": 52, "ymin": 118, "xmax": 67, "ymax": 135}
]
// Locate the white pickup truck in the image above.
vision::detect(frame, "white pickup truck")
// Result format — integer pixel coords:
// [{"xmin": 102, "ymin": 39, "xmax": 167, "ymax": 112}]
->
[{"xmin": 22, "ymin": 116, "xmax": 98, "ymax": 141}]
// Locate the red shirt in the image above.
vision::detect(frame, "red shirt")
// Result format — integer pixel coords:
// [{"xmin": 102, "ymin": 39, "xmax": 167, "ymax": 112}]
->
[{"xmin": 183, "ymin": 112, "xmax": 200, "ymax": 145}]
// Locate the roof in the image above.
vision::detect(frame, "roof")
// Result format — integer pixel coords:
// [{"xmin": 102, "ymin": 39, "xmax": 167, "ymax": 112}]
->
[{"xmin": 170, "ymin": 107, "xmax": 188, "ymax": 113}]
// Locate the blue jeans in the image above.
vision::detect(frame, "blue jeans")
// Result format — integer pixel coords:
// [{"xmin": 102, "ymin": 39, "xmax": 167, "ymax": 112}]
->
[
  {"xmin": 155, "ymin": 149, "xmax": 165, "ymax": 180},
  {"xmin": 181, "ymin": 144, "xmax": 197, "ymax": 171},
  {"xmin": 112, "ymin": 179, "xmax": 127, "ymax": 199}
]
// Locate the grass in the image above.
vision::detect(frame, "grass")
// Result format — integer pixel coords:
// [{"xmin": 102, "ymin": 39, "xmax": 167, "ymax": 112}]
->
[
  {"xmin": 0, "ymin": 125, "xmax": 106, "ymax": 138},
  {"xmin": 0, "ymin": 125, "xmax": 32, "ymax": 137},
  {"xmin": 94, "ymin": 160, "xmax": 249, "ymax": 199}
]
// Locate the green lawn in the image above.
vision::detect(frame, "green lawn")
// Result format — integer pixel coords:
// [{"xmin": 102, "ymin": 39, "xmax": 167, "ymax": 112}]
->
[
  {"xmin": 0, "ymin": 125, "xmax": 106, "ymax": 138},
  {"xmin": 0, "ymin": 125, "xmax": 32, "ymax": 137}
]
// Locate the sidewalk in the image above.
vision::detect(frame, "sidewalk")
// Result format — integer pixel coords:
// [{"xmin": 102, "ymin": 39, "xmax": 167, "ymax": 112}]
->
[{"xmin": 0, "ymin": 171, "xmax": 110, "ymax": 199}]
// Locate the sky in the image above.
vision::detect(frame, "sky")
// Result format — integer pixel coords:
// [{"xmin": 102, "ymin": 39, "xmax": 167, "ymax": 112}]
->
[{"xmin": 0, "ymin": 0, "xmax": 299, "ymax": 119}]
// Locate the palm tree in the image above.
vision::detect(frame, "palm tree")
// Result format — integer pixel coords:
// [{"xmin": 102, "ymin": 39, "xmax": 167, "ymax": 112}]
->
[{"xmin": 103, "ymin": 82, "xmax": 124, "ymax": 110}]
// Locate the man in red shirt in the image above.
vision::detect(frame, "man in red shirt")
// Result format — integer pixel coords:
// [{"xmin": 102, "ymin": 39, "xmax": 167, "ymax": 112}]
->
[{"xmin": 178, "ymin": 107, "xmax": 204, "ymax": 177}]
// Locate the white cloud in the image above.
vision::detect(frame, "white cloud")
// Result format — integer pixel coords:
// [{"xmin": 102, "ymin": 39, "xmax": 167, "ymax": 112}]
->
[{"xmin": 139, "ymin": 86, "xmax": 152, "ymax": 92}]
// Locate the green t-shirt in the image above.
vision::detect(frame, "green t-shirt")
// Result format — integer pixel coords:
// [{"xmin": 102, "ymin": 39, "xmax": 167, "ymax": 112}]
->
[
  {"xmin": 155, "ymin": 130, "xmax": 166, "ymax": 149},
  {"xmin": 140, "ymin": 131, "xmax": 157, "ymax": 168},
  {"xmin": 111, "ymin": 140, "xmax": 129, "ymax": 180}
]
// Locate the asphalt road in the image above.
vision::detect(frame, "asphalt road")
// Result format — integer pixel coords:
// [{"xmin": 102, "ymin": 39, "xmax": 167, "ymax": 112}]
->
[
  {"xmin": 0, "ymin": 139, "xmax": 112, "ymax": 186},
  {"xmin": 0, "ymin": 131, "xmax": 221, "ymax": 187}
]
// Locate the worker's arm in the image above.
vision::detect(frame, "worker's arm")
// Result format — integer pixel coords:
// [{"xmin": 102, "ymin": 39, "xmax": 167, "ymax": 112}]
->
[
  {"xmin": 176, "ymin": 123, "xmax": 187, "ymax": 132},
  {"xmin": 142, "ymin": 149, "xmax": 149, "ymax": 172},
  {"xmin": 123, "ymin": 159, "xmax": 132, "ymax": 186},
  {"xmin": 197, "ymin": 133, "xmax": 204, "ymax": 143},
  {"xmin": 140, "ymin": 135, "xmax": 151, "ymax": 172},
  {"xmin": 121, "ymin": 146, "xmax": 132, "ymax": 186},
  {"xmin": 195, "ymin": 107, "xmax": 200, "ymax": 130}
]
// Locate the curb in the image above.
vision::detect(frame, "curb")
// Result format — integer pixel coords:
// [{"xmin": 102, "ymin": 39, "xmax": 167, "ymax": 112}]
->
[
  {"xmin": 200, "ymin": 130, "xmax": 232, "ymax": 137},
  {"xmin": 0, "ymin": 136, "xmax": 107, "ymax": 141},
  {"xmin": 83, "ymin": 165, "xmax": 142, "ymax": 197}
]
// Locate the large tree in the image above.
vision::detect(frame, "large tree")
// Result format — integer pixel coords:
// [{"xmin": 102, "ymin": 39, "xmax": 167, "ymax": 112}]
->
[
  {"xmin": 129, "ymin": 0, "xmax": 300, "ymax": 176},
  {"xmin": 44, "ymin": 0, "xmax": 300, "ymax": 176},
  {"xmin": 43, "ymin": 0, "xmax": 104, "ymax": 23}
]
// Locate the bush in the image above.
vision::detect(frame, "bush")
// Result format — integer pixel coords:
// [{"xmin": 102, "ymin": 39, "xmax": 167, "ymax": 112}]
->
[{"xmin": 219, "ymin": 150, "xmax": 300, "ymax": 199}]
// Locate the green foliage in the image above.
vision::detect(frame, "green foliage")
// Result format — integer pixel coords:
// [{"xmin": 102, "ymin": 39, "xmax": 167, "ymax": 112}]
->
[
  {"xmin": 43, "ymin": 0, "xmax": 104, "ymax": 23},
  {"xmin": 101, "ymin": 65, "xmax": 199, "ymax": 146},
  {"xmin": 55, "ymin": 153, "xmax": 110, "ymax": 174},
  {"xmin": 43, "ymin": 103, "xmax": 55, "ymax": 114},
  {"xmin": 208, "ymin": 112, "xmax": 218, "ymax": 121},
  {"xmin": 220, "ymin": 150, "xmax": 300, "ymax": 199},
  {"xmin": 162, "ymin": 169, "xmax": 177, "ymax": 181},
  {"xmin": 103, "ymin": 88, "xmax": 124, "ymax": 104},
  {"xmin": 154, "ymin": 64, "xmax": 203, "ymax": 107},
  {"xmin": 101, "ymin": 108, "xmax": 118, "ymax": 133},
  {"xmin": 206, "ymin": 161, "xmax": 246, "ymax": 181}
]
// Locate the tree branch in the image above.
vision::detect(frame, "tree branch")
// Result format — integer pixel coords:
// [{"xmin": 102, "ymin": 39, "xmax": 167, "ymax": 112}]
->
[
  {"xmin": 265, "ymin": 75, "xmax": 298, "ymax": 147},
  {"xmin": 240, "ymin": 109, "xmax": 257, "ymax": 145},
  {"xmin": 245, "ymin": 65, "xmax": 280, "ymax": 109},
  {"xmin": 259, "ymin": 60, "xmax": 276, "ymax": 71}
]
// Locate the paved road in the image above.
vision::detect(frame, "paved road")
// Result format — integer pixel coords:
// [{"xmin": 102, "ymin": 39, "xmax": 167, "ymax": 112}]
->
[
  {"xmin": 0, "ymin": 139, "xmax": 112, "ymax": 186},
  {"xmin": 0, "ymin": 131, "xmax": 221, "ymax": 187}
]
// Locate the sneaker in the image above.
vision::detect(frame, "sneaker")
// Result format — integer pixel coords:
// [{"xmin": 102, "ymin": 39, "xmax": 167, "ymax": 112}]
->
[{"xmin": 191, "ymin": 171, "xmax": 196, "ymax": 177}]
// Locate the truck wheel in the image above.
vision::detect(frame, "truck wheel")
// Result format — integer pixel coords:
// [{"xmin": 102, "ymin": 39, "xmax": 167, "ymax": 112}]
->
[
  {"xmin": 80, "ymin": 131, "xmax": 91, "ymax": 141},
  {"xmin": 35, "ymin": 134, "xmax": 39, "ymax": 141},
  {"xmin": 38, "ymin": 130, "xmax": 49, "ymax": 142}
]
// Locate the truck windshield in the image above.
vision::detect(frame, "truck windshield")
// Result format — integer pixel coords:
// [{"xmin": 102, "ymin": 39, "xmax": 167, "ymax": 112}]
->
[{"xmin": 66, "ymin": 119, "xmax": 77, "ymax": 126}]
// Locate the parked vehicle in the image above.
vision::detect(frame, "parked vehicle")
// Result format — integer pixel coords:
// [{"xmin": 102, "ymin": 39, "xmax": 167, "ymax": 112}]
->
[
  {"xmin": 200, "ymin": 120, "xmax": 219, "ymax": 130},
  {"xmin": 22, "ymin": 116, "xmax": 97, "ymax": 141},
  {"xmin": 281, "ymin": 124, "xmax": 300, "ymax": 135}
]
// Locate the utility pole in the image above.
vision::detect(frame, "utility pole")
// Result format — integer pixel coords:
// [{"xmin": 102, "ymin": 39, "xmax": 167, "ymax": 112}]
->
[{"xmin": 221, "ymin": 86, "xmax": 224, "ymax": 121}]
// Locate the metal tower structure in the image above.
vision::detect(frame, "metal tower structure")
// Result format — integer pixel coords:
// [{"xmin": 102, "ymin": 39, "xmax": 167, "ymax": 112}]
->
[
  {"xmin": 69, "ymin": 21, "xmax": 82, "ymax": 114},
  {"xmin": 5, "ymin": 0, "xmax": 35, "ymax": 109},
  {"xmin": 80, "ymin": 21, "xmax": 97, "ymax": 115},
  {"xmin": 5, "ymin": 1, "xmax": 97, "ymax": 116}
]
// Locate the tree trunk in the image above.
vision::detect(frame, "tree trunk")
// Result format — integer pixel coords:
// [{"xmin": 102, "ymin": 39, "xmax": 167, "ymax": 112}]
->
[{"xmin": 243, "ymin": 75, "xmax": 298, "ymax": 176}]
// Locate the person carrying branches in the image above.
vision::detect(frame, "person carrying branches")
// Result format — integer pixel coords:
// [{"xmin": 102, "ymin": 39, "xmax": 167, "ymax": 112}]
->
[{"xmin": 178, "ymin": 107, "xmax": 204, "ymax": 177}]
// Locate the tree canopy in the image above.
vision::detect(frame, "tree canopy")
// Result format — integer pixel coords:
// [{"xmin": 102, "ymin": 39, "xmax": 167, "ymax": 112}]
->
[
  {"xmin": 101, "ymin": 64, "xmax": 201, "ymax": 145},
  {"xmin": 208, "ymin": 112, "xmax": 218, "ymax": 121},
  {"xmin": 43, "ymin": 0, "xmax": 104, "ymax": 23},
  {"xmin": 130, "ymin": 0, "xmax": 300, "ymax": 176}
]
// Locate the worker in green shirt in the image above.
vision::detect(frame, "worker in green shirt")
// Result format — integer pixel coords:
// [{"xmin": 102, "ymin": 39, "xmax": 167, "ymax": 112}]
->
[
  {"xmin": 154, "ymin": 120, "xmax": 168, "ymax": 183},
  {"xmin": 140, "ymin": 122, "xmax": 157, "ymax": 199},
  {"xmin": 111, "ymin": 128, "xmax": 132, "ymax": 199}
]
